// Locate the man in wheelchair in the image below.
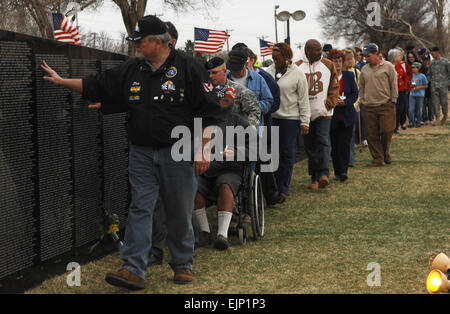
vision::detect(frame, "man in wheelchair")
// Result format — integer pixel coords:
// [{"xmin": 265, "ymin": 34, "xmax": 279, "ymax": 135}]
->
[{"xmin": 193, "ymin": 84, "xmax": 255, "ymax": 251}]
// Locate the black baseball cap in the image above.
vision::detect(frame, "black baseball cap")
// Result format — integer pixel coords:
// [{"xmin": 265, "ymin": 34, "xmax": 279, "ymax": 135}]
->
[
  {"xmin": 362, "ymin": 43, "xmax": 379, "ymax": 56},
  {"xmin": 323, "ymin": 44, "xmax": 333, "ymax": 52},
  {"xmin": 417, "ymin": 48, "xmax": 426, "ymax": 56},
  {"xmin": 126, "ymin": 15, "xmax": 168, "ymax": 42},
  {"xmin": 430, "ymin": 46, "xmax": 440, "ymax": 52},
  {"xmin": 227, "ymin": 49, "xmax": 248, "ymax": 72},
  {"xmin": 205, "ymin": 57, "xmax": 225, "ymax": 70},
  {"xmin": 232, "ymin": 42, "xmax": 248, "ymax": 50},
  {"xmin": 165, "ymin": 21, "xmax": 178, "ymax": 40}
]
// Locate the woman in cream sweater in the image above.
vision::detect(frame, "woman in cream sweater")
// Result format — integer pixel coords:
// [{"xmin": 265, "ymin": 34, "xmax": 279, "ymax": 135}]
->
[{"xmin": 267, "ymin": 43, "xmax": 310, "ymax": 198}]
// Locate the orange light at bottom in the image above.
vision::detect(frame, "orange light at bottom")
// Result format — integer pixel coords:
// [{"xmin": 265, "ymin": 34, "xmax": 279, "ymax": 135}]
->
[
  {"xmin": 427, "ymin": 270, "xmax": 443, "ymax": 293},
  {"xmin": 426, "ymin": 269, "xmax": 450, "ymax": 294}
]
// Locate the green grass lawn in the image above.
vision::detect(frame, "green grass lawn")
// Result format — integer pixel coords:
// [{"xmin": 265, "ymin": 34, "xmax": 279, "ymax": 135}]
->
[{"xmin": 27, "ymin": 123, "xmax": 449, "ymax": 294}]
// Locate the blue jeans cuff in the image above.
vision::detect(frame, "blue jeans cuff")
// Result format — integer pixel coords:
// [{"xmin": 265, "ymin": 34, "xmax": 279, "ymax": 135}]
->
[{"xmin": 171, "ymin": 264, "xmax": 193, "ymax": 271}]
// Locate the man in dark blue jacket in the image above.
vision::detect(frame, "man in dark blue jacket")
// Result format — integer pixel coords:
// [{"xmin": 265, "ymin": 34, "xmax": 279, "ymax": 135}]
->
[
  {"xmin": 247, "ymin": 50, "xmax": 285, "ymax": 205},
  {"xmin": 233, "ymin": 43, "xmax": 285, "ymax": 205}
]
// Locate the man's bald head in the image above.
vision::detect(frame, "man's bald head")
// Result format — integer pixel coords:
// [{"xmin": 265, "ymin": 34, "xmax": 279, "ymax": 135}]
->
[
  {"xmin": 305, "ymin": 39, "xmax": 323, "ymax": 63},
  {"xmin": 306, "ymin": 39, "xmax": 321, "ymax": 49}
]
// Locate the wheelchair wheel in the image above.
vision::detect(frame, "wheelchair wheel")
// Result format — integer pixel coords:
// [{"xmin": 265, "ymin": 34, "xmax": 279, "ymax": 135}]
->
[
  {"xmin": 238, "ymin": 226, "xmax": 247, "ymax": 245},
  {"xmin": 249, "ymin": 171, "xmax": 265, "ymax": 240}
]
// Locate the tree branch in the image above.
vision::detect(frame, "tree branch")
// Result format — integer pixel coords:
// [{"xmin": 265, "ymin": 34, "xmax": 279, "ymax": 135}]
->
[{"xmin": 368, "ymin": 15, "xmax": 436, "ymax": 48}]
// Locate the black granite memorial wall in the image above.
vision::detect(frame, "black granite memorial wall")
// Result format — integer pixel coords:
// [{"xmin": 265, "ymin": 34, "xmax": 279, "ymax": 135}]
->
[{"xmin": 0, "ymin": 30, "xmax": 128, "ymax": 285}]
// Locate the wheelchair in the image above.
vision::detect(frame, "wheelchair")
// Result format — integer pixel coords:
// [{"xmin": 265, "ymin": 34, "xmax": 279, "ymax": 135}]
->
[{"xmin": 232, "ymin": 162, "xmax": 265, "ymax": 245}]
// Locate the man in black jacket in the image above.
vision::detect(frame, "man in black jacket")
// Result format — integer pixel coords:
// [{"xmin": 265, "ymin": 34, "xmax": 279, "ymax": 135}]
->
[{"xmin": 41, "ymin": 15, "xmax": 226, "ymax": 290}]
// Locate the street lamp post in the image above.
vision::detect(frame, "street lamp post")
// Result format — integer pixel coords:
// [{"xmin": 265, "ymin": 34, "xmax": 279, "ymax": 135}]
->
[
  {"xmin": 286, "ymin": 18, "xmax": 290, "ymax": 46},
  {"xmin": 276, "ymin": 10, "xmax": 306, "ymax": 46},
  {"xmin": 274, "ymin": 5, "xmax": 280, "ymax": 43}
]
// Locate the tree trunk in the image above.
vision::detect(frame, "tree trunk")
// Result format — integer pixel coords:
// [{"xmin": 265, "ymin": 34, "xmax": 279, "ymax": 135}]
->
[
  {"xmin": 112, "ymin": 0, "xmax": 147, "ymax": 56},
  {"xmin": 17, "ymin": 0, "xmax": 100, "ymax": 40},
  {"xmin": 26, "ymin": 0, "xmax": 54, "ymax": 39},
  {"xmin": 430, "ymin": 0, "xmax": 447, "ymax": 55}
]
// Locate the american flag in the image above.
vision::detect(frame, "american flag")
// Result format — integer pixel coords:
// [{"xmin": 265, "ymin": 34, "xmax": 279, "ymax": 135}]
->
[
  {"xmin": 260, "ymin": 39, "xmax": 274, "ymax": 57},
  {"xmin": 52, "ymin": 13, "xmax": 81, "ymax": 46},
  {"xmin": 194, "ymin": 27, "xmax": 229, "ymax": 54}
]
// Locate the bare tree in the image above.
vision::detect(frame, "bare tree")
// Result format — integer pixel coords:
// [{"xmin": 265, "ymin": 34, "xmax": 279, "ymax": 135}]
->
[
  {"xmin": 116, "ymin": 32, "xmax": 130, "ymax": 55},
  {"xmin": 429, "ymin": 0, "xmax": 449, "ymax": 54},
  {"xmin": 81, "ymin": 30, "xmax": 129, "ymax": 54},
  {"xmin": 319, "ymin": 0, "xmax": 440, "ymax": 53},
  {"xmin": 2, "ymin": 0, "xmax": 102, "ymax": 39},
  {"xmin": 111, "ymin": 0, "xmax": 147, "ymax": 41},
  {"xmin": 0, "ymin": 2, "xmax": 40, "ymax": 36},
  {"xmin": 111, "ymin": 0, "xmax": 216, "ymax": 55},
  {"xmin": 1, "ymin": 0, "xmax": 217, "ymax": 55}
]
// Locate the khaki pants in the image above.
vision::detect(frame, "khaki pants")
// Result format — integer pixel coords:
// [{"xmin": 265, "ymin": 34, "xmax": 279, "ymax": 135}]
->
[{"xmin": 362, "ymin": 102, "xmax": 396, "ymax": 163}]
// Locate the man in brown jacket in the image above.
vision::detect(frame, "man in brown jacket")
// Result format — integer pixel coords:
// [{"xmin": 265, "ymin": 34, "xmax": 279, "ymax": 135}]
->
[{"xmin": 359, "ymin": 43, "xmax": 399, "ymax": 167}]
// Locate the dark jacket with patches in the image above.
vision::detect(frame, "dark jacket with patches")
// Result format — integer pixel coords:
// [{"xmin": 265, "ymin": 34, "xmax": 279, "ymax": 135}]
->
[{"xmin": 82, "ymin": 47, "xmax": 226, "ymax": 147}]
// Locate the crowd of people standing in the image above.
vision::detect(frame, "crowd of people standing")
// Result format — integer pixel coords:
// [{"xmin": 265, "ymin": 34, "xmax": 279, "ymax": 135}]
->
[{"xmin": 40, "ymin": 15, "xmax": 449, "ymax": 291}]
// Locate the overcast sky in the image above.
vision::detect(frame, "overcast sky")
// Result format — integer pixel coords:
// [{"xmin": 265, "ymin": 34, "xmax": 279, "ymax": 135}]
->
[{"xmin": 77, "ymin": 0, "xmax": 347, "ymax": 59}]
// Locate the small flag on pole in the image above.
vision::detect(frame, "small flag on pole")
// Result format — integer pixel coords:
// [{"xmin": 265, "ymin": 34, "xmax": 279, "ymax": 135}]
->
[
  {"xmin": 260, "ymin": 39, "xmax": 274, "ymax": 57},
  {"xmin": 52, "ymin": 13, "xmax": 81, "ymax": 46},
  {"xmin": 194, "ymin": 27, "xmax": 229, "ymax": 54}
]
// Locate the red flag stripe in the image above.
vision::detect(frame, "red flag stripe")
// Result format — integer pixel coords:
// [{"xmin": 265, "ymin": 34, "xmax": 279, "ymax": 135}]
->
[{"xmin": 53, "ymin": 13, "xmax": 82, "ymax": 46}]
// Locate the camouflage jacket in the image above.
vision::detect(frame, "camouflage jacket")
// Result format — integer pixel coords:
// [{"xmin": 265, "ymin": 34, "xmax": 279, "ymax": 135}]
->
[
  {"xmin": 226, "ymin": 79, "xmax": 261, "ymax": 129},
  {"xmin": 427, "ymin": 57, "xmax": 450, "ymax": 89}
]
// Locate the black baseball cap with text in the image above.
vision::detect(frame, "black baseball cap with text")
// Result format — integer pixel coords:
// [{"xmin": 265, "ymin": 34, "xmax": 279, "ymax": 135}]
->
[
  {"xmin": 226, "ymin": 49, "xmax": 248, "ymax": 72},
  {"xmin": 126, "ymin": 15, "xmax": 168, "ymax": 42}
]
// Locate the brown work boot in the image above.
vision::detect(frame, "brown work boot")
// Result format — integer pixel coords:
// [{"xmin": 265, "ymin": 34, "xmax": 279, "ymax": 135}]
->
[
  {"xmin": 105, "ymin": 268, "xmax": 145, "ymax": 290},
  {"xmin": 308, "ymin": 181, "xmax": 319, "ymax": 191},
  {"xmin": 441, "ymin": 114, "xmax": 447, "ymax": 125},
  {"xmin": 367, "ymin": 160, "xmax": 384, "ymax": 167},
  {"xmin": 319, "ymin": 176, "xmax": 329, "ymax": 189},
  {"xmin": 174, "ymin": 268, "xmax": 194, "ymax": 285},
  {"xmin": 384, "ymin": 154, "xmax": 392, "ymax": 165}
]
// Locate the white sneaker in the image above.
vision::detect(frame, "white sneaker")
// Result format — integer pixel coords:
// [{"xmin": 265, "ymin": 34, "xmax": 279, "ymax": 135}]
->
[{"xmin": 362, "ymin": 140, "xmax": 368, "ymax": 147}]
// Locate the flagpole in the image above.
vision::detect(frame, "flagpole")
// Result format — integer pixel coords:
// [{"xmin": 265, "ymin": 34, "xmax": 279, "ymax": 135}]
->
[{"xmin": 226, "ymin": 29, "xmax": 233, "ymax": 53}]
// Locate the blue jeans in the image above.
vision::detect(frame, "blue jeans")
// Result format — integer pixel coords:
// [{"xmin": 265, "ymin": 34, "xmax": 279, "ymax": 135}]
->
[
  {"xmin": 409, "ymin": 95, "xmax": 424, "ymax": 125},
  {"xmin": 272, "ymin": 118, "xmax": 300, "ymax": 193},
  {"xmin": 122, "ymin": 144, "xmax": 197, "ymax": 279},
  {"xmin": 303, "ymin": 118, "xmax": 331, "ymax": 182}
]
